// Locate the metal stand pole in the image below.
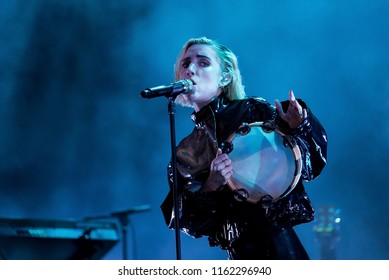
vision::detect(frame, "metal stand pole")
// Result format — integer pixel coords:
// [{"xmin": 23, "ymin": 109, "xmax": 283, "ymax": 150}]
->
[{"xmin": 168, "ymin": 97, "xmax": 182, "ymax": 260}]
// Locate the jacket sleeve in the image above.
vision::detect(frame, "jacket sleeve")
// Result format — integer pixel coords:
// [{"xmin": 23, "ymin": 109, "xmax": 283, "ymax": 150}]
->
[
  {"xmin": 160, "ymin": 163, "xmax": 227, "ymax": 238},
  {"xmin": 276, "ymin": 99, "xmax": 328, "ymax": 181}
]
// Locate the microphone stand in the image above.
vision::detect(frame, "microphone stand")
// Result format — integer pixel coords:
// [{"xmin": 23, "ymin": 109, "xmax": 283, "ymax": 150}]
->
[
  {"xmin": 111, "ymin": 205, "xmax": 150, "ymax": 260},
  {"xmin": 116, "ymin": 213, "xmax": 130, "ymax": 260},
  {"xmin": 83, "ymin": 204, "xmax": 151, "ymax": 260},
  {"xmin": 168, "ymin": 97, "xmax": 182, "ymax": 260},
  {"xmin": 140, "ymin": 82, "xmax": 193, "ymax": 260}
]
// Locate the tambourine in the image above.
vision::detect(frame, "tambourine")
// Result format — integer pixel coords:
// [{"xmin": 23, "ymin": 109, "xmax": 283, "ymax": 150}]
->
[{"xmin": 221, "ymin": 121, "xmax": 302, "ymax": 208}]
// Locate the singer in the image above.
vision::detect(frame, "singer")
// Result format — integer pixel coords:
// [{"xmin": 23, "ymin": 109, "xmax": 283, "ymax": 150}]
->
[{"xmin": 160, "ymin": 37, "xmax": 328, "ymax": 260}]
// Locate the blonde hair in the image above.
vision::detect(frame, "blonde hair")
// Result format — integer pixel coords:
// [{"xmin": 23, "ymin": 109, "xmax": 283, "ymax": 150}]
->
[{"xmin": 174, "ymin": 37, "xmax": 246, "ymax": 107}]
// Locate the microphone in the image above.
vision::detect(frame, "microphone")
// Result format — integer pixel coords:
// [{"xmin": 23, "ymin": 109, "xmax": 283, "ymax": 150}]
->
[{"xmin": 140, "ymin": 79, "xmax": 193, "ymax": 99}]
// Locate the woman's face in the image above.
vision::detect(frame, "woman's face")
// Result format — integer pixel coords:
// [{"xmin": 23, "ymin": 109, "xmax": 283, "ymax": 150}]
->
[{"xmin": 177, "ymin": 44, "xmax": 224, "ymax": 112}]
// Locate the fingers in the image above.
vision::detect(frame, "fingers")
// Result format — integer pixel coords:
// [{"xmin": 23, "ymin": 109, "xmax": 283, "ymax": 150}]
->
[
  {"xmin": 289, "ymin": 90, "xmax": 296, "ymax": 102},
  {"xmin": 210, "ymin": 149, "xmax": 234, "ymax": 184},
  {"xmin": 276, "ymin": 90, "xmax": 302, "ymax": 119},
  {"xmin": 213, "ymin": 154, "xmax": 232, "ymax": 171},
  {"xmin": 215, "ymin": 158, "xmax": 232, "ymax": 171},
  {"xmin": 205, "ymin": 148, "xmax": 235, "ymax": 192},
  {"xmin": 275, "ymin": 90, "xmax": 307, "ymax": 128},
  {"xmin": 289, "ymin": 90, "xmax": 302, "ymax": 111},
  {"xmin": 214, "ymin": 148, "xmax": 229, "ymax": 164},
  {"xmin": 218, "ymin": 162, "xmax": 233, "ymax": 182},
  {"xmin": 221, "ymin": 165, "xmax": 233, "ymax": 176},
  {"xmin": 302, "ymin": 108, "xmax": 308, "ymax": 119},
  {"xmin": 275, "ymin": 99, "xmax": 286, "ymax": 118}
]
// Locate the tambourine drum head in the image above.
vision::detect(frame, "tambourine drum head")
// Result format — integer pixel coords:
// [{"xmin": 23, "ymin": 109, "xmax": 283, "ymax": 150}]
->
[{"xmin": 227, "ymin": 124, "xmax": 301, "ymax": 206}]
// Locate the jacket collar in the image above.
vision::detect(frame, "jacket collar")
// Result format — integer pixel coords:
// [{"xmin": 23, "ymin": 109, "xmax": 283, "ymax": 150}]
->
[{"xmin": 191, "ymin": 94, "xmax": 230, "ymax": 125}]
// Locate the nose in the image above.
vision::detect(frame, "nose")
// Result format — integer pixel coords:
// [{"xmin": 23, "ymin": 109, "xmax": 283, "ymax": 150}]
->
[{"xmin": 186, "ymin": 63, "xmax": 195, "ymax": 77}]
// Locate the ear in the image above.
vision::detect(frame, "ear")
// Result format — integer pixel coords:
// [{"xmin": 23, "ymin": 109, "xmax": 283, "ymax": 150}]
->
[{"xmin": 219, "ymin": 73, "xmax": 231, "ymax": 87}]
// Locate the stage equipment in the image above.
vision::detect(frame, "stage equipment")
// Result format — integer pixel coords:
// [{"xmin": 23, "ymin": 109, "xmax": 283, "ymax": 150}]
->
[
  {"xmin": 83, "ymin": 204, "xmax": 151, "ymax": 260},
  {"xmin": 0, "ymin": 217, "xmax": 119, "ymax": 260},
  {"xmin": 313, "ymin": 205, "xmax": 341, "ymax": 260}
]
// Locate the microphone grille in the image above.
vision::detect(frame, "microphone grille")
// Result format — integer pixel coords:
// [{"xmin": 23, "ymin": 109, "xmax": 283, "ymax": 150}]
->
[{"xmin": 182, "ymin": 79, "xmax": 193, "ymax": 92}]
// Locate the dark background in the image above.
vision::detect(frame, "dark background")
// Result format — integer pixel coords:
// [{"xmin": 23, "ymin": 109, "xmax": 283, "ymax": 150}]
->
[{"xmin": 0, "ymin": 0, "xmax": 388, "ymax": 260}]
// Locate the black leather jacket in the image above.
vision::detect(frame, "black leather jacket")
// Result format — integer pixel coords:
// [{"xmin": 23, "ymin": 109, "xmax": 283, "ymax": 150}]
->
[{"xmin": 161, "ymin": 95, "xmax": 327, "ymax": 250}]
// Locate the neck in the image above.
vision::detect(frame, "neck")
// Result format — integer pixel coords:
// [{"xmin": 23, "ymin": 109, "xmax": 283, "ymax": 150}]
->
[
  {"xmin": 193, "ymin": 93, "xmax": 225, "ymax": 112},
  {"xmin": 194, "ymin": 93, "xmax": 230, "ymax": 114}
]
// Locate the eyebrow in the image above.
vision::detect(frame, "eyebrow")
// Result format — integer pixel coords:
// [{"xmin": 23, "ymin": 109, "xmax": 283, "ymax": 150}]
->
[
  {"xmin": 196, "ymin": 54, "xmax": 211, "ymax": 60},
  {"xmin": 181, "ymin": 54, "xmax": 211, "ymax": 63}
]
